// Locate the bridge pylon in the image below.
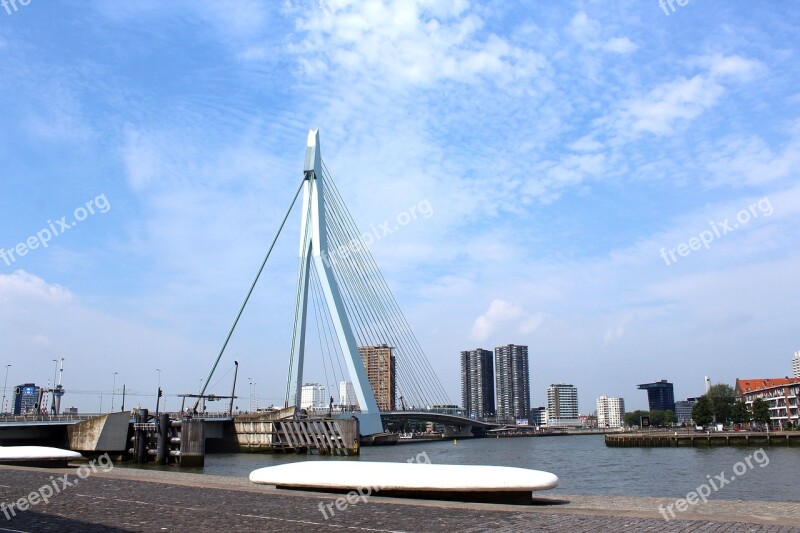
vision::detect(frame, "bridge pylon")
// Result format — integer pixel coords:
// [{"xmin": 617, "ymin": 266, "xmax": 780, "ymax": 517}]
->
[{"xmin": 286, "ymin": 130, "xmax": 383, "ymax": 436}]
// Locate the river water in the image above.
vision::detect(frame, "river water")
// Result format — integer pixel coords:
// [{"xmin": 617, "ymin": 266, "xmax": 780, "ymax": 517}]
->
[{"xmin": 128, "ymin": 435, "xmax": 800, "ymax": 502}]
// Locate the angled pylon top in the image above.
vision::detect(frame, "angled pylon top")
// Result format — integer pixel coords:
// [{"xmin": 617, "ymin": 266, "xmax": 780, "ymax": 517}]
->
[{"xmin": 304, "ymin": 129, "xmax": 321, "ymax": 173}]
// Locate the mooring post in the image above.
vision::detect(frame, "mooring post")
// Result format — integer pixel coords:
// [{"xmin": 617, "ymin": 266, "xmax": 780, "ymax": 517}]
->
[
  {"xmin": 180, "ymin": 417, "xmax": 206, "ymax": 467},
  {"xmin": 135, "ymin": 409, "xmax": 149, "ymax": 463},
  {"xmin": 156, "ymin": 412, "xmax": 170, "ymax": 465}
]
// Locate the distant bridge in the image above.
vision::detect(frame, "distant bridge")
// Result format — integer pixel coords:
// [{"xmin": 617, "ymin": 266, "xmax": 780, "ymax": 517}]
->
[{"xmin": 380, "ymin": 411, "xmax": 500, "ymax": 437}]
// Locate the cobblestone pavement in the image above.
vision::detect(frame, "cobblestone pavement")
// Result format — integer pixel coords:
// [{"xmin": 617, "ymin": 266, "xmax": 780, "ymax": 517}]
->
[{"xmin": 0, "ymin": 466, "xmax": 798, "ymax": 532}]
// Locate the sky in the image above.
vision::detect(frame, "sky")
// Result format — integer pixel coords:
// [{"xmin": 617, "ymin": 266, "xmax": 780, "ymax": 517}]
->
[{"xmin": 1, "ymin": 0, "xmax": 798, "ymax": 415}]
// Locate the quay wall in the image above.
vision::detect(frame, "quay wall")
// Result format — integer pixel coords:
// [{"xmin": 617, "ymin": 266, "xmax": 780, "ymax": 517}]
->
[{"xmin": 606, "ymin": 431, "xmax": 800, "ymax": 448}]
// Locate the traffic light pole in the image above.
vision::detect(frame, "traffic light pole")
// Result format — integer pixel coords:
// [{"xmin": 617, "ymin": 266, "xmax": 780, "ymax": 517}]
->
[{"xmin": 155, "ymin": 387, "xmax": 162, "ymax": 419}]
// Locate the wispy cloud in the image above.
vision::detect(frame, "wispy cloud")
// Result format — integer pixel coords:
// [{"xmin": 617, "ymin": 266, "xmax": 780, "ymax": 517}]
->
[{"xmin": 1, "ymin": 1, "xmax": 798, "ymax": 412}]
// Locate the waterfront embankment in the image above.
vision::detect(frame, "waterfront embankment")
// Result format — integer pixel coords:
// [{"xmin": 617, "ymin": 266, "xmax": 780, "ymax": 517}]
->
[
  {"xmin": 606, "ymin": 431, "xmax": 800, "ymax": 448},
  {"xmin": 1, "ymin": 464, "xmax": 798, "ymax": 531}
]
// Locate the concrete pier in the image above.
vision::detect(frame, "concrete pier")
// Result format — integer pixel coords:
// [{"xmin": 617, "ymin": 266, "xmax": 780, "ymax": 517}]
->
[
  {"xmin": 606, "ymin": 431, "xmax": 800, "ymax": 448},
  {"xmin": 226, "ymin": 411, "xmax": 360, "ymax": 455}
]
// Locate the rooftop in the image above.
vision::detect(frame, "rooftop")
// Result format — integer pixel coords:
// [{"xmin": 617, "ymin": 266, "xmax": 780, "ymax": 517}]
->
[{"xmin": 736, "ymin": 377, "xmax": 800, "ymax": 393}]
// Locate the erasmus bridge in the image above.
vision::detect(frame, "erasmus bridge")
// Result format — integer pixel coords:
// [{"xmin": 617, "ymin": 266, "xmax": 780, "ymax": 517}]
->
[{"xmin": 193, "ymin": 130, "xmax": 487, "ymax": 437}]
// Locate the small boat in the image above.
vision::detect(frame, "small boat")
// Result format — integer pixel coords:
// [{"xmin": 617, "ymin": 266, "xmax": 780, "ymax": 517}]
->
[
  {"xmin": 250, "ymin": 461, "xmax": 558, "ymax": 504},
  {"xmin": 0, "ymin": 446, "xmax": 82, "ymax": 467}
]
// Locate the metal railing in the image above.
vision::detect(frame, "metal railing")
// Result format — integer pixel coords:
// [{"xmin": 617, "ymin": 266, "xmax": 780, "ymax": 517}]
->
[{"xmin": 0, "ymin": 413, "xmax": 100, "ymax": 423}]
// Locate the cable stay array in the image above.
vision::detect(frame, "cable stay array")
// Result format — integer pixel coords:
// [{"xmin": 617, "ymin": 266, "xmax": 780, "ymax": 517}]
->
[
  {"xmin": 199, "ymin": 131, "xmax": 449, "ymax": 417},
  {"xmin": 316, "ymin": 163, "xmax": 451, "ymax": 409}
]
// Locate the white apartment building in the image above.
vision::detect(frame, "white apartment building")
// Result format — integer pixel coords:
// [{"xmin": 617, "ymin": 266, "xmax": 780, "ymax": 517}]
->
[
  {"xmin": 300, "ymin": 383, "xmax": 327, "ymax": 410},
  {"xmin": 793, "ymin": 351, "xmax": 800, "ymax": 378},
  {"xmin": 339, "ymin": 381, "xmax": 358, "ymax": 408},
  {"xmin": 596, "ymin": 395, "xmax": 625, "ymax": 428},
  {"xmin": 547, "ymin": 383, "xmax": 580, "ymax": 427}
]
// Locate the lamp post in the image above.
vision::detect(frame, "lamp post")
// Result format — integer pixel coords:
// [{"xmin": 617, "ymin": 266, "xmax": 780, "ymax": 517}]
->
[
  {"xmin": 2, "ymin": 364, "xmax": 10, "ymax": 414},
  {"xmin": 51, "ymin": 359, "xmax": 59, "ymax": 393},
  {"xmin": 156, "ymin": 368, "xmax": 161, "ymax": 388},
  {"xmin": 111, "ymin": 372, "xmax": 118, "ymax": 412},
  {"xmin": 248, "ymin": 378, "xmax": 257, "ymax": 412},
  {"xmin": 198, "ymin": 378, "xmax": 204, "ymax": 412}
]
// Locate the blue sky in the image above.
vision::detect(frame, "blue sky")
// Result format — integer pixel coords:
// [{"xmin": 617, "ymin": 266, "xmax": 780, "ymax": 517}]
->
[{"xmin": 1, "ymin": 1, "xmax": 798, "ymax": 414}]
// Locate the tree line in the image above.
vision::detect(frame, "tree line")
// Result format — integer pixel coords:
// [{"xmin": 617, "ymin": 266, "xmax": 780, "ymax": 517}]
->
[
  {"xmin": 690, "ymin": 384, "xmax": 770, "ymax": 427},
  {"xmin": 622, "ymin": 384, "xmax": 772, "ymax": 428}
]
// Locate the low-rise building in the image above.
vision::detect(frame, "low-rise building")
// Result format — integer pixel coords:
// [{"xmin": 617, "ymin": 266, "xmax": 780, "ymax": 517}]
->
[
  {"xmin": 529, "ymin": 406, "xmax": 547, "ymax": 427},
  {"xmin": 735, "ymin": 378, "xmax": 800, "ymax": 428},
  {"xmin": 675, "ymin": 397, "xmax": 699, "ymax": 425}
]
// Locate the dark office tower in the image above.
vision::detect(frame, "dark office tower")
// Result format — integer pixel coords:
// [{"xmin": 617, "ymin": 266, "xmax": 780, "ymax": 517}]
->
[
  {"xmin": 637, "ymin": 380, "xmax": 675, "ymax": 412},
  {"xmin": 460, "ymin": 349, "xmax": 495, "ymax": 418},
  {"xmin": 12, "ymin": 383, "xmax": 42, "ymax": 416},
  {"xmin": 495, "ymin": 344, "xmax": 530, "ymax": 422}
]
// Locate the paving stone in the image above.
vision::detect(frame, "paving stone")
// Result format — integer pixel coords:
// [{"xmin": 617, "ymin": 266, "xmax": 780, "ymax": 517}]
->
[{"xmin": 0, "ymin": 466, "xmax": 797, "ymax": 532}]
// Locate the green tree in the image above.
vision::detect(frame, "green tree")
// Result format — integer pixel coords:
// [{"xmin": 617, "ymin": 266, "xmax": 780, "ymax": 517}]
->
[
  {"xmin": 623, "ymin": 410, "xmax": 648, "ymax": 428},
  {"xmin": 731, "ymin": 400, "xmax": 749, "ymax": 426},
  {"xmin": 649, "ymin": 410, "xmax": 665, "ymax": 427},
  {"xmin": 692, "ymin": 396, "xmax": 713, "ymax": 427},
  {"xmin": 663, "ymin": 410, "xmax": 676, "ymax": 426},
  {"xmin": 751, "ymin": 398, "xmax": 771, "ymax": 425},
  {"xmin": 707, "ymin": 383, "xmax": 736, "ymax": 423}
]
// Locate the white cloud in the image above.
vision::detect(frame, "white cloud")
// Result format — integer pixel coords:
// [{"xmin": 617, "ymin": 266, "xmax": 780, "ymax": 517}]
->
[
  {"xmin": 705, "ymin": 132, "xmax": 800, "ymax": 186},
  {"xmin": 120, "ymin": 126, "xmax": 162, "ymax": 192},
  {"xmin": 0, "ymin": 271, "xmax": 73, "ymax": 308},
  {"xmin": 604, "ymin": 316, "xmax": 631, "ymax": 345},
  {"xmin": 566, "ymin": 11, "xmax": 637, "ymax": 54},
  {"xmin": 698, "ymin": 54, "xmax": 764, "ymax": 80},
  {"xmin": 569, "ymin": 135, "xmax": 604, "ymax": 152},
  {"xmin": 470, "ymin": 299, "xmax": 545, "ymax": 343},
  {"xmin": 602, "ymin": 55, "xmax": 764, "ymax": 137},
  {"xmin": 603, "ymin": 36, "xmax": 637, "ymax": 54},
  {"xmin": 292, "ymin": 0, "xmax": 545, "ymax": 87}
]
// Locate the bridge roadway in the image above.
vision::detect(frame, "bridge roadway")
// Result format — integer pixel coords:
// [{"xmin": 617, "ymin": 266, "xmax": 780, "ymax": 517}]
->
[
  {"xmin": 380, "ymin": 410, "xmax": 500, "ymax": 437},
  {"xmin": 1, "ymin": 411, "xmax": 491, "ymax": 444}
]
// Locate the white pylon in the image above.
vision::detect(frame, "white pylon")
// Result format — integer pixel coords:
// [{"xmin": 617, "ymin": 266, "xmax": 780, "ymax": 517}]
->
[{"xmin": 288, "ymin": 130, "xmax": 383, "ymax": 436}]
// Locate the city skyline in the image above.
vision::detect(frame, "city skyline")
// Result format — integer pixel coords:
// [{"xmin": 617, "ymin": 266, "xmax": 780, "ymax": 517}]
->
[{"xmin": 1, "ymin": 2, "xmax": 799, "ymax": 415}]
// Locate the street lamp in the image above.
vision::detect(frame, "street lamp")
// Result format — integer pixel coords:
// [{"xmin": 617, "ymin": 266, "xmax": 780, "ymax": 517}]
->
[
  {"xmin": 2, "ymin": 364, "xmax": 10, "ymax": 415},
  {"xmin": 111, "ymin": 372, "xmax": 118, "ymax": 412},
  {"xmin": 248, "ymin": 378, "xmax": 257, "ymax": 412},
  {"xmin": 51, "ymin": 359, "xmax": 59, "ymax": 392},
  {"xmin": 49, "ymin": 358, "xmax": 59, "ymax": 414},
  {"xmin": 156, "ymin": 368, "xmax": 161, "ymax": 388}
]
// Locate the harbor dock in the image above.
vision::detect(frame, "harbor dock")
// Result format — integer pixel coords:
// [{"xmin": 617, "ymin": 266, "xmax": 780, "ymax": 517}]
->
[{"xmin": 605, "ymin": 430, "xmax": 800, "ymax": 448}]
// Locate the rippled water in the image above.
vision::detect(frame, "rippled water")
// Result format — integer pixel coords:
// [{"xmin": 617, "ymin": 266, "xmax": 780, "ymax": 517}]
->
[{"xmin": 127, "ymin": 435, "xmax": 800, "ymax": 502}]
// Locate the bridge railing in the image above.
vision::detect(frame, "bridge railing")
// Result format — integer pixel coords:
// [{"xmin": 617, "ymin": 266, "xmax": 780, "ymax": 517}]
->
[{"xmin": 0, "ymin": 413, "xmax": 98, "ymax": 423}]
